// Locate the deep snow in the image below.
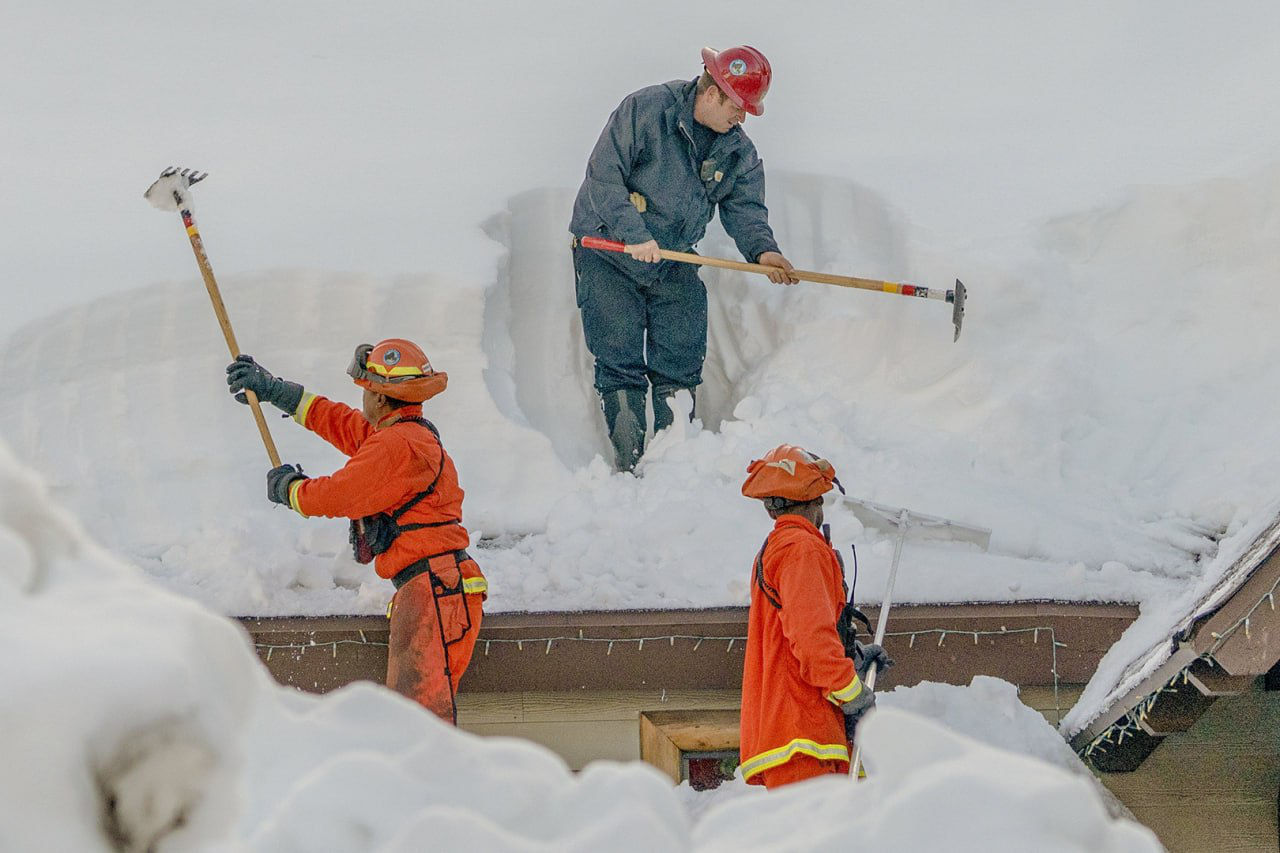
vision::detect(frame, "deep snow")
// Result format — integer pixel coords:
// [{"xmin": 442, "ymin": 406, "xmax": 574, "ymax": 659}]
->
[
  {"xmin": 6, "ymin": 0, "xmax": 1280, "ymax": 812},
  {"xmin": 0, "ymin": 444, "xmax": 1159, "ymax": 850}
]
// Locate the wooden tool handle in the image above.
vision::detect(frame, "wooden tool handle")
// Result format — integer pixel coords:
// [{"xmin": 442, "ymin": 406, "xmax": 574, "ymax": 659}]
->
[
  {"xmin": 183, "ymin": 211, "xmax": 283, "ymax": 468},
  {"xmin": 578, "ymin": 235, "xmax": 942, "ymax": 299}
]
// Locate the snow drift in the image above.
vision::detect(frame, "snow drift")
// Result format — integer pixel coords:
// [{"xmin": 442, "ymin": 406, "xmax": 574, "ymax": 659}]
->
[{"xmin": 0, "ymin": 440, "xmax": 1157, "ymax": 850}]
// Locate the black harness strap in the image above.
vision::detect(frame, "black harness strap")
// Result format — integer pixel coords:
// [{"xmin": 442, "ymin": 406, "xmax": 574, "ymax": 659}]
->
[
  {"xmin": 753, "ymin": 535, "xmax": 782, "ymax": 610},
  {"xmin": 389, "ymin": 416, "xmax": 448, "ymax": 527}
]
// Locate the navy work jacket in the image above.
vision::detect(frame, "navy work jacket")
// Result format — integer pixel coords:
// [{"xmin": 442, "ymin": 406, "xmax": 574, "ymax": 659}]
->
[{"xmin": 570, "ymin": 78, "xmax": 780, "ymax": 268}]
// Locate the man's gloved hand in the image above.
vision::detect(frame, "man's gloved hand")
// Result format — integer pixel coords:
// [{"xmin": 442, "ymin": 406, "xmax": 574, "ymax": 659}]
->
[
  {"xmin": 854, "ymin": 641, "xmax": 894, "ymax": 682},
  {"xmin": 226, "ymin": 355, "xmax": 304, "ymax": 415},
  {"xmin": 266, "ymin": 464, "xmax": 308, "ymax": 506},
  {"xmin": 842, "ymin": 687, "xmax": 876, "ymax": 743}
]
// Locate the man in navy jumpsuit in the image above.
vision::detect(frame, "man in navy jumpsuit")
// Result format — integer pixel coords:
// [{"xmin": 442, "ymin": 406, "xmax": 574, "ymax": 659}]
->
[{"xmin": 569, "ymin": 46, "xmax": 798, "ymax": 471}]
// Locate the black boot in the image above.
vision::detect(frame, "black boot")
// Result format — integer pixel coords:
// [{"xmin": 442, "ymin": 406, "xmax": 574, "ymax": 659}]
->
[
  {"xmin": 652, "ymin": 385, "xmax": 696, "ymax": 434},
  {"xmin": 602, "ymin": 388, "xmax": 648, "ymax": 472}
]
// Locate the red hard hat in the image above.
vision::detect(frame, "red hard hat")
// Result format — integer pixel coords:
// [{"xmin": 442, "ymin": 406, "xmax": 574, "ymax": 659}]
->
[
  {"xmin": 742, "ymin": 445, "xmax": 839, "ymax": 504},
  {"xmin": 701, "ymin": 45, "xmax": 772, "ymax": 116},
  {"xmin": 347, "ymin": 338, "xmax": 448, "ymax": 403}
]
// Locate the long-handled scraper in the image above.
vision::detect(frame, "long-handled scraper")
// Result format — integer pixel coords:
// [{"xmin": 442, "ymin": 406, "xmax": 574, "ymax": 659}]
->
[
  {"xmin": 842, "ymin": 496, "xmax": 992, "ymax": 779},
  {"xmin": 578, "ymin": 236, "xmax": 967, "ymax": 341},
  {"xmin": 143, "ymin": 168, "xmax": 283, "ymax": 467}
]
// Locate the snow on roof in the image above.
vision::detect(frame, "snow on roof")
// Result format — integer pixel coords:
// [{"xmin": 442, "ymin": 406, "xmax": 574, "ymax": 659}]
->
[
  {"xmin": 12, "ymin": 164, "xmax": 1280, "ymax": 618},
  {"xmin": 0, "ymin": 436, "xmax": 1159, "ymax": 851},
  {"xmin": 1061, "ymin": 497, "xmax": 1280, "ymax": 739}
]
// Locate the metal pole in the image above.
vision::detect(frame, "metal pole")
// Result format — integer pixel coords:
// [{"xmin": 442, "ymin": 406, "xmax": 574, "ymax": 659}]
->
[{"xmin": 851, "ymin": 508, "xmax": 910, "ymax": 780}]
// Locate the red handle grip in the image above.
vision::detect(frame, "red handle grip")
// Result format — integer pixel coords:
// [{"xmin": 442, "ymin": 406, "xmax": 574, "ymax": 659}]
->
[{"xmin": 579, "ymin": 236, "xmax": 626, "ymax": 253}]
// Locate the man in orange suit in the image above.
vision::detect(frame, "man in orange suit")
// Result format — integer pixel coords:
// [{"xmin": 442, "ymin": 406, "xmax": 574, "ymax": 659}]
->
[
  {"xmin": 738, "ymin": 444, "xmax": 890, "ymax": 788},
  {"xmin": 226, "ymin": 339, "xmax": 486, "ymax": 724}
]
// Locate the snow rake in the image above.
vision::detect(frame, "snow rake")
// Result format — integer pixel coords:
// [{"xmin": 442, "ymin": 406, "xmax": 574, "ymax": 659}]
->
[
  {"xmin": 842, "ymin": 496, "xmax": 991, "ymax": 780},
  {"xmin": 143, "ymin": 168, "xmax": 283, "ymax": 467},
  {"xmin": 578, "ymin": 236, "xmax": 967, "ymax": 341}
]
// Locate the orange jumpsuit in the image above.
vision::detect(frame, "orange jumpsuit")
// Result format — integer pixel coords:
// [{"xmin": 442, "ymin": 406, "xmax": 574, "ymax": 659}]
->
[
  {"xmin": 739, "ymin": 515, "xmax": 863, "ymax": 789},
  {"xmin": 286, "ymin": 393, "xmax": 486, "ymax": 723}
]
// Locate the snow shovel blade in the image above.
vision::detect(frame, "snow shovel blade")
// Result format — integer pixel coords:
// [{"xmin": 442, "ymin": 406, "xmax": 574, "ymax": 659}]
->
[
  {"xmin": 143, "ymin": 167, "xmax": 208, "ymax": 212},
  {"xmin": 841, "ymin": 495, "xmax": 991, "ymax": 551},
  {"xmin": 949, "ymin": 280, "xmax": 966, "ymax": 342}
]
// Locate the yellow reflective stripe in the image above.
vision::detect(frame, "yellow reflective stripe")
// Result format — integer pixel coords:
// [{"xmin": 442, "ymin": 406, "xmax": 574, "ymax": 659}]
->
[
  {"xmin": 287, "ymin": 480, "xmax": 308, "ymax": 517},
  {"xmin": 293, "ymin": 392, "xmax": 317, "ymax": 426},
  {"xmin": 739, "ymin": 739, "xmax": 850, "ymax": 781},
  {"xmin": 463, "ymin": 577, "xmax": 488, "ymax": 594},
  {"xmin": 367, "ymin": 363, "xmax": 427, "ymax": 378},
  {"xmin": 881, "ymin": 282, "xmax": 900, "ymax": 294},
  {"xmin": 828, "ymin": 674, "xmax": 863, "ymax": 705}
]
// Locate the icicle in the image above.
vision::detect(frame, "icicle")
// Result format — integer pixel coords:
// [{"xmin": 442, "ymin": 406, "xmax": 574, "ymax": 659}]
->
[
  {"xmin": 693, "ymin": 638, "xmax": 703, "ymax": 651},
  {"xmin": 973, "ymin": 632, "xmax": 979, "ymax": 645},
  {"xmin": 638, "ymin": 639, "xmax": 645, "ymax": 651},
  {"xmin": 484, "ymin": 641, "xmax": 491, "ymax": 656},
  {"xmin": 359, "ymin": 630, "xmax": 367, "ymax": 644},
  {"xmin": 1033, "ymin": 628, "xmax": 1039, "ymax": 644},
  {"xmin": 267, "ymin": 647, "xmax": 274, "ymax": 661},
  {"xmin": 1244, "ymin": 618, "xmax": 1251, "ymax": 639},
  {"xmin": 545, "ymin": 639, "xmax": 553, "ymax": 655},
  {"xmin": 909, "ymin": 634, "xmax": 916, "ymax": 648},
  {"xmin": 938, "ymin": 632, "xmax": 947, "ymax": 647},
  {"xmin": 332, "ymin": 642, "xmax": 338, "ymax": 659},
  {"xmin": 727, "ymin": 638, "xmax": 735, "ymax": 653},
  {"xmin": 517, "ymin": 640, "xmax": 523, "ymax": 651},
  {"xmin": 669, "ymin": 636, "xmax": 675, "ymax": 646},
  {"xmin": 607, "ymin": 641, "xmax": 614, "ymax": 655}
]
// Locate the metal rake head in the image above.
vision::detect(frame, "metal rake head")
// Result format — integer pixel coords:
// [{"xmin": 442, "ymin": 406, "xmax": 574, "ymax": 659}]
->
[
  {"xmin": 158, "ymin": 166, "xmax": 208, "ymax": 185},
  {"xmin": 144, "ymin": 166, "xmax": 208, "ymax": 212}
]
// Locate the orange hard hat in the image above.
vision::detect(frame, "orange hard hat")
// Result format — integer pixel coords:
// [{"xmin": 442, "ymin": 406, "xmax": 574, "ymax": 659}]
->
[
  {"xmin": 742, "ymin": 444, "xmax": 840, "ymax": 504},
  {"xmin": 701, "ymin": 45, "xmax": 772, "ymax": 116},
  {"xmin": 347, "ymin": 338, "xmax": 448, "ymax": 403}
]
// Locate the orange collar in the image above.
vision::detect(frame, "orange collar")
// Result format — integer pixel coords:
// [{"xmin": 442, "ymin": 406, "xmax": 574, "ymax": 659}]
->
[
  {"xmin": 374, "ymin": 405, "xmax": 424, "ymax": 430},
  {"xmin": 772, "ymin": 514, "xmax": 822, "ymax": 537}
]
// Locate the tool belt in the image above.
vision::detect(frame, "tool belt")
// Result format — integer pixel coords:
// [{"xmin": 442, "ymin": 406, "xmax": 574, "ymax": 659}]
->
[
  {"xmin": 348, "ymin": 416, "xmax": 460, "ymax": 564},
  {"xmin": 392, "ymin": 549, "xmax": 472, "ymax": 592}
]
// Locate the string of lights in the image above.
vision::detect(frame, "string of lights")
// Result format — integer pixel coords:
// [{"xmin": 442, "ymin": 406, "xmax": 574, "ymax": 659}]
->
[
  {"xmin": 1083, "ymin": 569, "xmax": 1280, "ymax": 763},
  {"xmin": 254, "ymin": 624, "xmax": 1065, "ymax": 718}
]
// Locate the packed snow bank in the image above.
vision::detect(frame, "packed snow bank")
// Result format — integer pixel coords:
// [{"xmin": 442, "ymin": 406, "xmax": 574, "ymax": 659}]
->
[
  {"xmin": 693, "ymin": 706, "xmax": 1159, "ymax": 853},
  {"xmin": 15, "ymin": 163, "xmax": 1274, "ymax": 616},
  {"xmin": 2, "ymin": 442, "xmax": 1158, "ymax": 851}
]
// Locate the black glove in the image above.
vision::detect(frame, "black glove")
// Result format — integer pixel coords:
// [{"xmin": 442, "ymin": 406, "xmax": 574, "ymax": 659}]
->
[
  {"xmin": 226, "ymin": 355, "xmax": 304, "ymax": 415},
  {"xmin": 267, "ymin": 464, "xmax": 308, "ymax": 506},
  {"xmin": 842, "ymin": 687, "xmax": 876, "ymax": 742},
  {"xmin": 854, "ymin": 641, "xmax": 893, "ymax": 681}
]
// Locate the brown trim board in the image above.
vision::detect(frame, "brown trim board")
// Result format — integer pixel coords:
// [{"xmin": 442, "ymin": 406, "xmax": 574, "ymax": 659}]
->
[{"xmin": 240, "ymin": 602, "xmax": 1136, "ymax": 695}]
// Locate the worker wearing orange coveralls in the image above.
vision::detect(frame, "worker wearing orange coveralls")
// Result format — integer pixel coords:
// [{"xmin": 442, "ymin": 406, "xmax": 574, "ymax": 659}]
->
[
  {"xmin": 738, "ymin": 445, "xmax": 891, "ymax": 789},
  {"xmin": 225, "ymin": 339, "xmax": 486, "ymax": 724}
]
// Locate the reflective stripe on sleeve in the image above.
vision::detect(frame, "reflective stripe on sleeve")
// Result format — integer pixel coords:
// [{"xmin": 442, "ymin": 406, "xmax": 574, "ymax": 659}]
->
[
  {"xmin": 463, "ymin": 577, "xmax": 488, "ymax": 595},
  {"xmin": 287, "ymin": 480, "xmax": 308, "ymax": 517},
  {"xmin": 828, "ymin": 674, "xmax": 863, "ymax": 706},
  {"xmin": 293, "ymin": 392, "xmax": 317, "ymax": 426},
  {"xmin": 739, "ymin": 739, "xmax": 851, "ymax": 781}
]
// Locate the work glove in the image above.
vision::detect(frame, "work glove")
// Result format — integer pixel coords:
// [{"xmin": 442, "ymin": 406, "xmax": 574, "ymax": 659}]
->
[
  {"xmin": 266, "ymin": 464, "xmax": 308, "ymax": 507},
  {"xmin": 854, "ymin": 642, "xmax": 894, "ymax": 682},
  {"xmin": 842, "ymin": 687, "xmax": 876, "ymax": 743},
  {"xmin": 226, "ymin": 355, "xmax": 304, "ymax": 415}
]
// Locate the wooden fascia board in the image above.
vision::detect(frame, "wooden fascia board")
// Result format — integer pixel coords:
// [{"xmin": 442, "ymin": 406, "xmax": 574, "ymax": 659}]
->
[
  {"xmin": 1191, "ymin": 545, "xmax": 1280, "ymax": 676},
  {"xmin": 1070, "ymin": 645, "xmax": 1198, "ymax": 752}
]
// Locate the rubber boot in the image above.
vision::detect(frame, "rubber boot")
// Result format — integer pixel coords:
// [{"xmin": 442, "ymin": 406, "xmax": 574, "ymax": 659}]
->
[
  {"xmin": 652, "ymin": 385, "xmax": 696, "ymax": 434},
  {"xmin": 602, "ymin": 388, "xmax": 648, "ymax": 472}
]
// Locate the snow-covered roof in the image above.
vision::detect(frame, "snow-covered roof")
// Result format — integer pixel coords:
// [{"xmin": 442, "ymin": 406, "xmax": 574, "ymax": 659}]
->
[{"xmin": 1064, "ymin": 499, "xmax": 1280, "ymax": 757}]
